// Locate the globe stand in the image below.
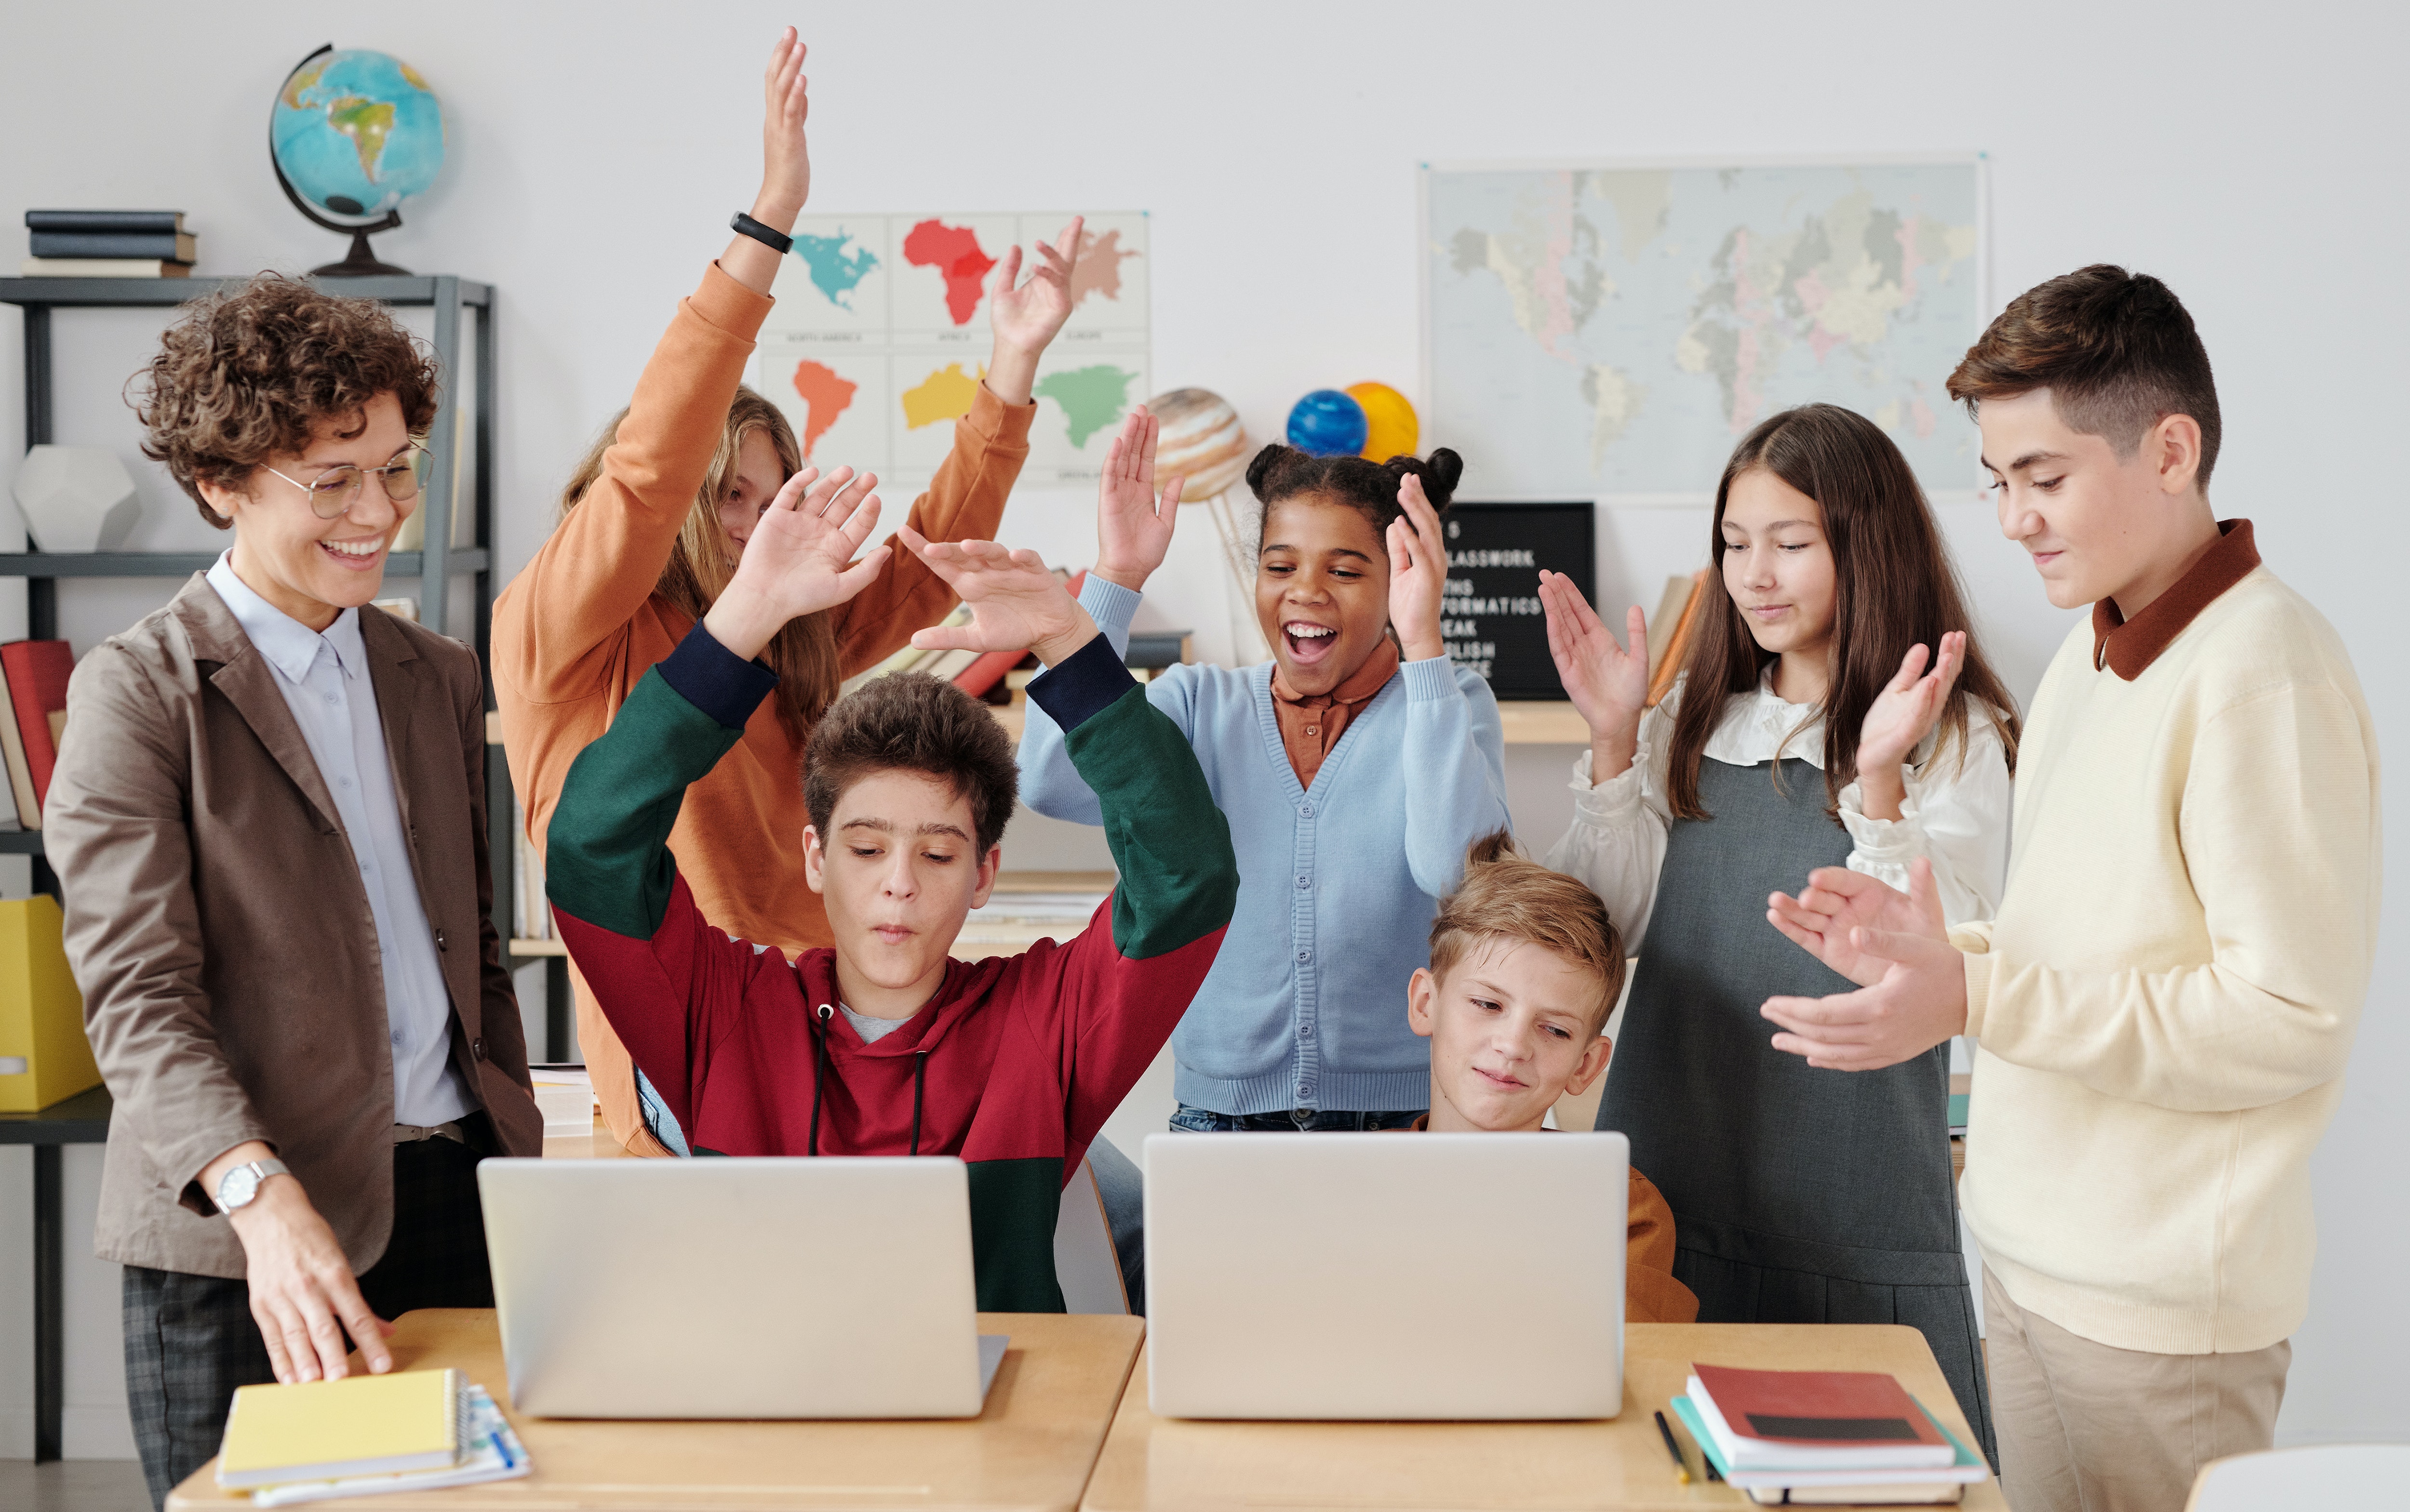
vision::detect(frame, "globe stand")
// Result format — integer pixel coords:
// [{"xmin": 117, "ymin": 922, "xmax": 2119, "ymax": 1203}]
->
[{"xmin": 273, "ymin": 42, "xmax": 414, "ymax": 279}]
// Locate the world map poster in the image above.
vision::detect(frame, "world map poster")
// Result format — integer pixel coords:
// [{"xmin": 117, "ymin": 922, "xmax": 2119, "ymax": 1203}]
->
[
  {"xmin": 758, "ymin": 211, "xmax": 1150, "ymax": 488},
  {"xmin": 1422, "ymin": 160, "xmax": 1982, "ymax": 501}
]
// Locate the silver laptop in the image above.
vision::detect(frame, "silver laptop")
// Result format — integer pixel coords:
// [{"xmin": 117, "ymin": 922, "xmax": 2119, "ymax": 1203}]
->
[
  {"xmin": 1144, "ymin": 1132, "xmax": 1628, "ymax": 1419},
  {"xmin": 478, "ymin": 1157, "xmax": 1003, "ymax": 1418}
]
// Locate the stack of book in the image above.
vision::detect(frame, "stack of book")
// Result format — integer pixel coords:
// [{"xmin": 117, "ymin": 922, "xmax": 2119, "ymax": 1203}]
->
[
  {"xmin": 215, "ymin": 1368, "xmax": 530, "ymax": 1507},
  {"xmin": 0, "ymin": 640, "xmax": 74, "ymax": 831},
  {"xmin": 1670, "ymin": 1363, "xmax": 1988, "ymax": 1505},
  {"xmin": 23, "ymin": 210, "xmax": 196, "ymax": 278}
]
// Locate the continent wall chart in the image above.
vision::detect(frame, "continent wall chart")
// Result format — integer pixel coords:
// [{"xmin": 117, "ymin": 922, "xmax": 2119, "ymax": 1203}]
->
[
  {"xmin": 1421, "ymin": 160, "xmax": 1983, "ymax": 501},
  {"xmin": 759, "ymin": 211, "xmax": 1150, "ymax": 488}
]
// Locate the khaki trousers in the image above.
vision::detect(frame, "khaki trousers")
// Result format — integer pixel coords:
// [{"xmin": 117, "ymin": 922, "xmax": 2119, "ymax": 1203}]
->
[{"xmin": 1982, "ymin": 1268, "xmax": 2288, "ymax": 1512}]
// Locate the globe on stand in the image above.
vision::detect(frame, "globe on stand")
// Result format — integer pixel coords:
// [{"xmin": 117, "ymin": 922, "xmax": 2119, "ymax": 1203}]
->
[
  {"xmin": 270, "ymin": 45, "xmax": 446, "ymax": 277},
  {"xmin": 1285, "ymin": 389, "xmax": 1368, "ymax": 457},
  {"xmin": 1147, "ymin": 388, "xmax": 1267, "ymax": 666}
]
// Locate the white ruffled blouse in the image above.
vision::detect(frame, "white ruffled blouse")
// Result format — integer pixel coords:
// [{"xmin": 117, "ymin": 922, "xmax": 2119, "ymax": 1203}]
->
[{"xmin": 1541, "ymin": 675, "xmax": 2012, "ymax": 954}]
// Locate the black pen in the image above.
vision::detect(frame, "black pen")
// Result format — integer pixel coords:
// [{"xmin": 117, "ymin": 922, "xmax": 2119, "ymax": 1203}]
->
[{"xmin": 1653, "ymin": 1409, "xmax": 1692, "ymax": 1485}]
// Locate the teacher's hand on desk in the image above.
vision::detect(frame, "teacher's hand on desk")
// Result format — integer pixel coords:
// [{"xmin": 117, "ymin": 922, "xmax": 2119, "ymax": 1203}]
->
[{"xmin": 200, "ymin": 1140, "xmax": 395, "ymax": 1384}]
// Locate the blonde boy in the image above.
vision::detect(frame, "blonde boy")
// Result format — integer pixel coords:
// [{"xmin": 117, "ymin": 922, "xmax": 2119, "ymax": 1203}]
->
[{"xmin": 1405, "ymin": 833, "xmax": 1697, "ymax": 1324}]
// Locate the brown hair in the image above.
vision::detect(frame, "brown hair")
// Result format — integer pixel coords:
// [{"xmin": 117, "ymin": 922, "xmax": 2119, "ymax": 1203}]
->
[
  {"xmin": 1666, "ymin": 403, "xmax": 2021, "ymax": 821},
  {"xmin": 1946, "ymin": 264, "xmax": 2222, "ymax": 489},
  {"xmin": 131, "ymin": 273, "xmax": 440, "ymax": 528},
  {"xmin": 560, "ymin": 386, "xmax": 840, "ymax": 741},
  {"xmin": 1429, "ymin": 831, "xmax": 1626, "ymax": 1032},
  {"xmin": 803, "ymin": 672, "xmax": 1019, "ymax": 855}
]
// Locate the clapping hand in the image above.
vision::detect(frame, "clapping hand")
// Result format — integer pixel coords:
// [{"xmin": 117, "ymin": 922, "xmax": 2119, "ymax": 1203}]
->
[
  {"xmin": 1760, "ymin": 859, "xmax": 1967, "ymax": 1070},
  {"xmin": 899, "ymin": 527, "xmax": 1098, "ymax": 668},
  {"xmin": 1386, "ymin": 475, "xmax": 1449, "ymax": 662},
  {"xmin": 1539, "ymin": 571, "xmax": 1649, "ymax": 778},
  {"xmin": 986, "ymin": 219, "xmax": 1083, "ymax": 404},
  {"xmin": 1093, "ymin": 407, "xmax": 1184, "ymax": 591},
  {"xmin": 703, "ymin": 465, "xmax": 888, "ymax": 660},
  {"xmin": 1854, "ymin": 631, "xmax": 1966, "ymax": 817}
]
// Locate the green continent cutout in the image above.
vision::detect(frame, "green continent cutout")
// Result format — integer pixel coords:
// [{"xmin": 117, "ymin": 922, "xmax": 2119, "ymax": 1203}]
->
[
  {"xmin": 1033, "ymin": 365, "xmax": 1137, "ymax": 448},
  {"xmin": 325, "ymin": 97, "xmax": 397, "ymax": 180},
  {"xmin": 792, "ymin": 231, "xmax": 879, "ymax": 309}
]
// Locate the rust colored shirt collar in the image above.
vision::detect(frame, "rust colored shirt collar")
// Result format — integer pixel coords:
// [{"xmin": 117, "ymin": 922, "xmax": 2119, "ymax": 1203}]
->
[
  {"xmin": 2090, "ymin": 519, "xmax": 2260, "ymax": 681},
  {"xmin": 1269, "ymin": 636, "xmax": 1402, "ymax": 791}
]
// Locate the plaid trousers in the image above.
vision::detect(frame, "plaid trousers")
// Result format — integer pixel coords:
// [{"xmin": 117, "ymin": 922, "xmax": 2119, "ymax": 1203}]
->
[{"xmin": 121, "ymin": 1130, "xmax": 495, "ymax": 1510}]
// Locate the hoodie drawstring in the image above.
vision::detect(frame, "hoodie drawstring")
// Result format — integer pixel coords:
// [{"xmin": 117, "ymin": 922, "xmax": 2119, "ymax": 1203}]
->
[
  {"xmin": 910, "ymin": 1051, "xmax": 928, "ymax": 1157},
  {"xmin": 810, "ymin": 1004, "xmax": 834, "ymax": 1156}
]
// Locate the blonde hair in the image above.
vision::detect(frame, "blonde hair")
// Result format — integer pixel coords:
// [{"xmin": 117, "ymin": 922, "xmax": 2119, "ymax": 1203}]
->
[
  {"xmin": 558, "ymin": 386, "xmax": 841, "ymax": 739},
  {"xmin": 1428, "ymin": 831, "xmax": 1626, "ymax": 1033}
]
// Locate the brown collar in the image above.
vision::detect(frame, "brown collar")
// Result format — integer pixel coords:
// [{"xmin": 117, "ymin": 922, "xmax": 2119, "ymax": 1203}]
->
[
  {"xmin": 2090, "ymin": 519, "xmax": 2259, "ymax": 681},
  {"xmin": 1272, "ymin": 635, "xmax": 1401, "ymax": 708}
]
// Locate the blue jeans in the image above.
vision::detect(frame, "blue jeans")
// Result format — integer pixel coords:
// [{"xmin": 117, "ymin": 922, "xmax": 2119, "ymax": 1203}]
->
[{"xmin": 1169, "ymin": 1103, "xmax": 1425, "ymax": 1133}]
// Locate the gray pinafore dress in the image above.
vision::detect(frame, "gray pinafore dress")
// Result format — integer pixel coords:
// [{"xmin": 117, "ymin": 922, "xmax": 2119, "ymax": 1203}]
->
[{"xmin": 1596, "ymin": 755, "xmax": 1995, "ymax": 1462}]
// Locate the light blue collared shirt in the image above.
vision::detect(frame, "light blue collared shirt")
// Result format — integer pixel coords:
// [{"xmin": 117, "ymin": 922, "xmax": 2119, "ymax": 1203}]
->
[{"xmin": 206, "ymin": 553, "xmax": 474, "ymax": 1126}]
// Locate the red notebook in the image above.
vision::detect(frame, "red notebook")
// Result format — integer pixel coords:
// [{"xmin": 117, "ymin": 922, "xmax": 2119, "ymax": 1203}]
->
[
  {"xmin": 1693, "ymin": 1364, "xmax": 1947, "ymax": 1450},
  {"xmin": 2, "ymin": 641, "xmax": 74, "ymax": 809}
]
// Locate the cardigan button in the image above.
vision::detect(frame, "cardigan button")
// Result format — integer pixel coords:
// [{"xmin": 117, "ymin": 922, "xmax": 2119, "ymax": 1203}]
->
[{"xmin": 1299, "ymin": 803, "xmax": 1313, "ymax": 817}]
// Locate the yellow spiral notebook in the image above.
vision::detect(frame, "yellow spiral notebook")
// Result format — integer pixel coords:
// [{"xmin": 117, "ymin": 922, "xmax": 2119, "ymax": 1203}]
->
[{"xmin": 216, "ymin": 1368, "xmax": 462, "ymax": 1489}]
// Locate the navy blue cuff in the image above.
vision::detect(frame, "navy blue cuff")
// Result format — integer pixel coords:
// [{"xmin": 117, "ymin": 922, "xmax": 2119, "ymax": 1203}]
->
[
  {"xmin": 1026, "ymin": 631, "xmax": 1137, "ymax": 734},
  {"xmin": 656, "ymin": 621, "xmax": 779, "ymax": 731}
]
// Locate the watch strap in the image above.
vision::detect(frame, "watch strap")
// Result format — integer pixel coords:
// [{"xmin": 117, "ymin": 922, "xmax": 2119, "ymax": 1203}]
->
[{"xmin": 730, "ymin": 212, "xmax": 793, "ymax": 256}]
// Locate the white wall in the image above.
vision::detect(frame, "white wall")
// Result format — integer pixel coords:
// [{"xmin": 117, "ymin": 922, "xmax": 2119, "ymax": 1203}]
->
[{"xmin": 2, "ymin": 0, "xmax": 2402, "ymax": 1452}]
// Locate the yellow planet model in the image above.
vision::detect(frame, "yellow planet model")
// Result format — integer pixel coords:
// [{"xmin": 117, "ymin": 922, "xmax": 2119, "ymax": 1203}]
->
[{"xmin": 1345, "ymin": 381, "xmax": 1419, "ymax": 461}]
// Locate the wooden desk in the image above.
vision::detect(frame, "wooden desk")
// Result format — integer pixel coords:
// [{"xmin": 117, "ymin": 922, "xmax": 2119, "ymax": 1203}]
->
[
  {"xmin": 168, "ymin": 1307, "xmax": 1145, "ymax": 1512},
  {"xmin": 1080, "ymin": 1323, "xmax": 2002, "ymax": 1511}
]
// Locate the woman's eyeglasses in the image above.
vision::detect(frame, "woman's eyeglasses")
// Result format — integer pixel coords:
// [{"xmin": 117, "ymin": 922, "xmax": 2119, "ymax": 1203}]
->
[{"xmin": 258, "ymin": 447, "xmax": 427, "ymax": 520}]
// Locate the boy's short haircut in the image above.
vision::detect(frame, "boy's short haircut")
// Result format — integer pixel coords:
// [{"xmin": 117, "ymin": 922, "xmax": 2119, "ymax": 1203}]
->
[
  {"xmin": 131, "ymin": 273, "xmax": 440, "ymax": 528},
  {"xmin": 1429, "ymin": 830, "xmax": 1626, "ymax": 1033},
  {"xmin": 1946, "ymin": 264, "xmax": 2222, "ymax": 489},
  {"xmin": 803, "ymin": 673, "xmax": 1019, "ymax": 854}
]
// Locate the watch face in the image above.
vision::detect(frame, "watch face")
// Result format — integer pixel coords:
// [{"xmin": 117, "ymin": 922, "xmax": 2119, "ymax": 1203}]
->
[{"xmin": 220, "ymin": 1164, "xmax": 262, "ymax": 1212}]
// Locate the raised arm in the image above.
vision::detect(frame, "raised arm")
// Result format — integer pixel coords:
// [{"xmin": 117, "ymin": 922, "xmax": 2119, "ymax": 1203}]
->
[
  {"xmin": 492, "ymin": 29, "xmax": 811, "ymax": 702},
  {"xmin": 1386, "ymin": 477, "xmax": 1511, "ymax": 895},
  {"xmin": 1535, "ymin": 571, "xmax": 1672, "ymax": 949}
]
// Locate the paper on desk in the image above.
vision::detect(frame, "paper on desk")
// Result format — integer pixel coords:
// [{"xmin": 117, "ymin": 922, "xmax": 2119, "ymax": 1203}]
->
[
  {"xmin": 250, "ymin": 1384, "xmax": 530, "ymax": 1506},
  {"xmin": 528, "ymin": 1066, "xmax": 598, "ymax": 1135}
]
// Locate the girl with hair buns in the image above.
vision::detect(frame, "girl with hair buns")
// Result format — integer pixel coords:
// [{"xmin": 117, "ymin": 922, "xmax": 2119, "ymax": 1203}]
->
[
  {"xmin": 1018, "ymin": 439, "xmax": 1509, "ymax": 1132},
  {"xmin": 1540, "ymin": 402, "xmax": 2017, "ymax": 1459}
]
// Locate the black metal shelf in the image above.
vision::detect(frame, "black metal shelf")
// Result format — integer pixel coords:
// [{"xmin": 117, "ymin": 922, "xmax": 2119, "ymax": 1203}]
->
[
  {"xmin": 0, "ymin": 276, "xmax": 490, "ymax": 309},
  {"xmin": 0, "ymin": 549, "xmax": 489, "ymax": 579},
  {"xmin": 0, "ymin": 830, "xmax": 45, "ymax": 854}
]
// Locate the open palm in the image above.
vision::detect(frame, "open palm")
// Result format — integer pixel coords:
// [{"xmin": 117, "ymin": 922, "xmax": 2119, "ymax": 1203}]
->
[
  {"xmin": 900, "ymin": 528, "xmax": 1092, "ymax": 666},
  {"xmin": 1539, "ymin": 571, "xmax": 1649, "ymax": 742},
  {"xmin": 989, "ymin": 217, "xmax": 1082, "ymax": 356},
  {"xmin": 1767, "ymin": 859, "xmax": 1947, "ymax": 988},
  {"xmin": 1095, "ymin": 406, "xmax": 1183, "ymax": 587},
  {"xmin": 1858, "ymin": 631, "xmax": 1966, "ymax": 773},
  {"xmin": 728, "ymin": 466, "xmax": 885, "ymax": 622}
]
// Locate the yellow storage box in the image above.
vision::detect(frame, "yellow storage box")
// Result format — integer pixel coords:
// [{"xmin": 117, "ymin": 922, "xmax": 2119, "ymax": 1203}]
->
[{"xmin": 0, "ymin": 894, "xmax": 101, "ymax": 1111}]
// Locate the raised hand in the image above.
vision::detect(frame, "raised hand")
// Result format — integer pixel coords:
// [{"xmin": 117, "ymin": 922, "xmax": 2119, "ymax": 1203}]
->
[
  {"xmin": 1760, "ymin": 875, "xmax": 1968, "ymax": 1071},
  {"xmin": 1853, "ymin": 631, "xmax": 1965, "ymax": 818},
  {"xmin": 898, "ymin": 527, "xmax": 1098, "ymax": 667},
  {"xmin": 757, "ymin": 28, "xmax": 812, "ymax": 224},
  {"xmin": 1766, "ymin": 857, "xmax": 1947, "ymax": 988},
  {"xmin": 1540, "ymin": 570, "xmax": 1649, "ymax": 779},
  {"xmin": 1385, "ymin": 474, "xmax": 1449, "ymax": 663},
  {"xmin": 704, "ymin": 465, "xmax": 888, "ymax": 659},
  {"xmin": 1093, "ymin": 406, "xmax": 1184, "ymax": 591},
  {"xmin": 987, "ymin": 218, "xmax": 1083, "ymax": 405}
]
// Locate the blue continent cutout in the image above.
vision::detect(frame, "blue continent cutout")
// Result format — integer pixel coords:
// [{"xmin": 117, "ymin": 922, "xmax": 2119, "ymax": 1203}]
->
[{"xmin": 792, "ymin": 232, "xmax": 879, "ymax": 309}]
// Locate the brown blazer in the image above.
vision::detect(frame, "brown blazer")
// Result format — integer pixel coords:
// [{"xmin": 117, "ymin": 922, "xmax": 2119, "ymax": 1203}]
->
[{"xmin": 45, "ymin": 574, "xmax": 542, "ymax": 1280}]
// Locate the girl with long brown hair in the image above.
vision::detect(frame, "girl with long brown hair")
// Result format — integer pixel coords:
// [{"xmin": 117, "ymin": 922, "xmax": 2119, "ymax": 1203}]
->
[
  {"xmin": 493, "ymin": 30, "xmax": 1082, "ymax": 1155},
  {"xmin": 1539, "ymin": 402, "xmax": 2017, "ymax": 1461}
]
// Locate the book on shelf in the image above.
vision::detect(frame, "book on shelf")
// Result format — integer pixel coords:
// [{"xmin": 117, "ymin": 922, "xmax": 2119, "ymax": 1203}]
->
[
  {"xmin": 19, "ymin": 257, "xmax": 191, "ymax": 279},
  {"xmin": 28, "ymin": 230, "xmax": 197, "ymax": 262},
  {"xmin": 0, "ymin": 650, "xmax": 36, "ymax": 830},
  {"xmin": 25, "ymin": 210, "xmax": 189, "ymax": 234},
  {"xmin": 512, "ymin": 795, "xmax": 550, "ymax": 942},
  {"xmin": 1645, "ymin": 570, "xmax": 1711, "ymax": 708},
  {"xmin": 2, "ymin": 641, "xmax": 74, "ymax": 811}
]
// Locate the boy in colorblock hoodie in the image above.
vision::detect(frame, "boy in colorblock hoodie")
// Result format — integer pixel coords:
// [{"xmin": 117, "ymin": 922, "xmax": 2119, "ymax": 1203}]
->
[{"xmin": 545, "ymin": 409, "xmax": 1235, "ymax": 1311}]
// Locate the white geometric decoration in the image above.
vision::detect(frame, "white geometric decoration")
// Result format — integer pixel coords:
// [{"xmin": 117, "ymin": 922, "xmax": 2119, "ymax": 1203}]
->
[{"xmin": 12, "ymin": 445, "xmax": 142, "ymax": 553}]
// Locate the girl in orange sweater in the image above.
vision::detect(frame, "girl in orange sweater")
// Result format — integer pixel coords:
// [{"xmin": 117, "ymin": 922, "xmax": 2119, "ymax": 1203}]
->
[{"xmin": 494, "ymin": 30, "xmax": 1083, "ymax": 1152}]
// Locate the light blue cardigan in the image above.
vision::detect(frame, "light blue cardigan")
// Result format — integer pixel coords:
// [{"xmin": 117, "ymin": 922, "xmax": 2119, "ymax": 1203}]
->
[{"xmin": 1017, "ymin": 577, "xmax": 1510, "ymax": 1114}]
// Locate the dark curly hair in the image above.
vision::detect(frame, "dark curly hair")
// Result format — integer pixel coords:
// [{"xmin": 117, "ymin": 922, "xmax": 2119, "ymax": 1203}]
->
[
  {"xmin": 1245, "ymin": 443, "xmax": 1463, "ymax": 555},
  {"xmin": 130, "ymin": 273, "xmax": 440, "ymax": 528},
  {"xmin": 803, "ymin": 672, "xmax": 1020, "ymax": 855}
]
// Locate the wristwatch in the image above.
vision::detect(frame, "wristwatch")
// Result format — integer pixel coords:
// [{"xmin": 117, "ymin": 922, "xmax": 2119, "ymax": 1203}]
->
[{"xmin": 214, "ymin": 1158, "xmax": 291, "ymax": 1215}]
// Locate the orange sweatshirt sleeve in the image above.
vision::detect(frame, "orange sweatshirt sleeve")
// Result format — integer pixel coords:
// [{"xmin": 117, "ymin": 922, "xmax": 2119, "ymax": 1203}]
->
[
  {"xmin": 1627, "ymin": 1168, "xmax": 1700, "ymax": 1324},
  {"xmin": 830, "ymin": 382, "xmax": 1035, "ymax": 677},
  {"xmin": 492, "ymin": 263, "xmax": 772, "ymax": 707}
]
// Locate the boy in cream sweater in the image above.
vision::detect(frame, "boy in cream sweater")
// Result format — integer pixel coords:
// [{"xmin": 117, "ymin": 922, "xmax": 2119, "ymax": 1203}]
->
[{"xmin": 1759, "ymin": 266, "xmax": 2377, "ymax": 1512}]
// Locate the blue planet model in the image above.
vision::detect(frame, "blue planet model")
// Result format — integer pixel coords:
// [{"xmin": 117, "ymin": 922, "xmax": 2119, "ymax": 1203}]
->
[{"xmin": 1286, "ymin": 389, "xmax": 1369, "ymax": 457}]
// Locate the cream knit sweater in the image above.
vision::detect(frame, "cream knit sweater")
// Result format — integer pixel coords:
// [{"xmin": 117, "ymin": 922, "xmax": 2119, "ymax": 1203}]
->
[{"xmin": 1956, "ymin": 558, "xmax": 2379, "ymax": 1355}]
